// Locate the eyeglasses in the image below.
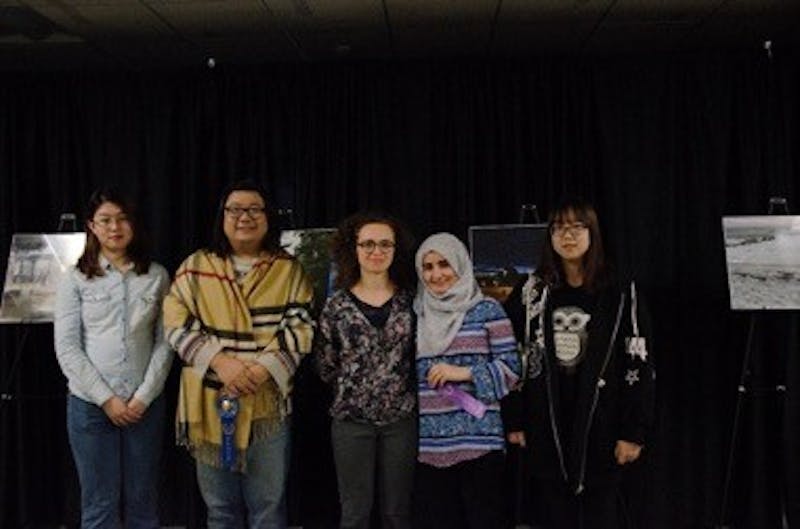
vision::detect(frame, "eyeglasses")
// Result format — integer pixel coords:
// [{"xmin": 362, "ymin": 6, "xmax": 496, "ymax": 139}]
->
[
  {"xmin": 224, "ymin": 206, "xmax": 266, "ymax": 219},
  {"xmin": 92, "ymin": 215, "xmax": 130, "ymax": 229},
  {"xmin": 550, "ymin": 222, "xmax": 588, "ymax": 238},
  {"xmin": 356, "ymin": 239, "xmax": 396, "ymax": 254}
]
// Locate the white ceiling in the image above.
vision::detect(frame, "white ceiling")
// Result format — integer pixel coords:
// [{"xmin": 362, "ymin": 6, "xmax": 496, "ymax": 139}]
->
[{"xmin": 0, "ymin": 0, "xmax": 798, "ymax": 70}]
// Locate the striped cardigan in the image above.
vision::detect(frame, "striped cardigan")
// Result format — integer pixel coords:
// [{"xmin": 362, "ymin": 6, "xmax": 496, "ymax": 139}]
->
[{"xmin": 416, "ymin": 298, "xmax": 520, "ymax": 468}]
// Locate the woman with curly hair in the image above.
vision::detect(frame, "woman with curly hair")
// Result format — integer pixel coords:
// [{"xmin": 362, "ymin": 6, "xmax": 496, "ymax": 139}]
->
[{"xmin": 315, "ymin": 212, "xmax": 417, "ymax": 529}]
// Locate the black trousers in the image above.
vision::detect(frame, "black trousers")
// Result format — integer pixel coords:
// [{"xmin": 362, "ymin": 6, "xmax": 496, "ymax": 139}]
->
[
  {"xmin": 533, "ymin": 478, "xmax": 619, "ymax": 529},
  {"xmin": 414, "ymin": 451, "xmax": 510, "ymax": 529},
  {"xmin": 331, "ymin": 417, "xmax": 417, "ymax": 529}
]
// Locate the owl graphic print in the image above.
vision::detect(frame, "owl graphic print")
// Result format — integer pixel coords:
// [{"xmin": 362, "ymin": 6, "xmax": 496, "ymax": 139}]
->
[{"xmin": 552, "ymin": 305, "xmax": 591, "ymax": 372}]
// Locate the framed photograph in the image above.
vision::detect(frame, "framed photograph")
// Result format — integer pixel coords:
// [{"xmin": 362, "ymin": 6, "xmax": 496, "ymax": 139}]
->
[
  {"xmin": 0, "ymin": 233, "xmax": 86, "ymax": 323},
  {"xmin": 280, "ymin": 228, "xmax": 337, "ymax": 313},
  {"xmin": 468, "ymin": 224, "xmax": 549, "ymax": 302},
  {"xmin": 722, "ymin": 216, "xmax": 800, "ymax": 310}
]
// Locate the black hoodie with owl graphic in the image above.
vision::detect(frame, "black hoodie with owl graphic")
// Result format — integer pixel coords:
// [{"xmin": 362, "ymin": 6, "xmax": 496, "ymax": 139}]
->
[{"xmin": 503, "ymin": 274, "xmax": 655, "ymax": 494}]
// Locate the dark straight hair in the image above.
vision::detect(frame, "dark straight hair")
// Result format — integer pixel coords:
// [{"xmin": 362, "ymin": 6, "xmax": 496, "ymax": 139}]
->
[
  {"xmin": 76, "ymin": 187, "xmax": 151, "ymax": 279},
  {"xmin": 331, "ymin": 211, "xmax": 416, "ymax": 292},
  {"xmin": 208, "ymin": 179, "xmax": 282, "ymax": 258},
  {"xmin": 539, "ymin": 197, "xmax": 609, "ymax": 292}
]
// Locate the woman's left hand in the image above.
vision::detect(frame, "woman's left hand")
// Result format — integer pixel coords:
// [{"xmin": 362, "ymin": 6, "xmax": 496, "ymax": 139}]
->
[
  {"xmin": 225, "ymin": 363, "xmax": 271, "ymax": 396},
  {"xmin": 427, "ymin": 363, "xmax": 472, "ymax": 388},
  {"xmin": 615, "ymin": 440, "xmax": 643, "ymax": 465},
  {"xmin": 126, "ymin": 398, "xmax": 148, "ymax": 422},
  {"xmin": 245, "ymin": 364, "xmax": 271, "ymax": 387}
]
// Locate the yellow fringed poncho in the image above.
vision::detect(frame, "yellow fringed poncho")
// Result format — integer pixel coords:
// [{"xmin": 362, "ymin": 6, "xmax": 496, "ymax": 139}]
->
[{"xmin": 163, "ymin": 249, "xmax": 313, "ymax": 471}]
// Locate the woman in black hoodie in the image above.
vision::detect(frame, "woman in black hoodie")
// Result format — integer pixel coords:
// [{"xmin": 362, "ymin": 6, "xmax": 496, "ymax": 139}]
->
[{"xmin": 504, "ymin": 198, "xmax": 655, "ymax": 529}]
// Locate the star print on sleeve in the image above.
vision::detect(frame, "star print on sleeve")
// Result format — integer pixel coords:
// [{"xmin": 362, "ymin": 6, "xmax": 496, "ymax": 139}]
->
[{"xmin": 625, "ymin": 369, "xmax": 640, "ymax": 386}]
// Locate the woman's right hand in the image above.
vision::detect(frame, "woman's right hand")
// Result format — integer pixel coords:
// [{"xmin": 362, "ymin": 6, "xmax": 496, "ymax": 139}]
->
[
  {"xmin": 507, "ymin": 431, "xmax": 526, "ymax": 447},
  {"xmin": 427, "ymin": 363, "xmax": 472, "ymax": 388},
  {"xmin": 102, "ymin": 396, "xmax": 136, "ymax": 427},
  {"xmin": 210, "ymin": 353, "xmax": 251, "ymax": 395}
]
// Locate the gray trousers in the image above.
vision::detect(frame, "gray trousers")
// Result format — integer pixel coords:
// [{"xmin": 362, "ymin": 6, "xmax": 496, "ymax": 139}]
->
[{"xmin": 331, "ymin": 416, "xmax": 417, "ymax": 529}]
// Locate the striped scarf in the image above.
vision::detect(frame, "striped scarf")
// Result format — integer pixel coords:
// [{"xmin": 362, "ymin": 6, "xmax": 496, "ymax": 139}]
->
[{"xmin": 164, "ymin": 249, "xmax": 313, "ymax": 471}]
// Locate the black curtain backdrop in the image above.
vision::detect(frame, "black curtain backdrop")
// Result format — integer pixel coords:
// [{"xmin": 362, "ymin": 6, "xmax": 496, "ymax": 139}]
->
[{"xmin": 1, "ymin": 53, "xmax": 799, "ymax": 529}]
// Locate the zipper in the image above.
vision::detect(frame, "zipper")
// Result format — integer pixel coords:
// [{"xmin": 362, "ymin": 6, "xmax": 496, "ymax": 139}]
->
[
  {"xmin": 545, "ymin": 357, "xmax": 569, "ymax": 483},
  {"xmin": 575, "ymin": 291, "xmax": 626, "ymax": 495},
  {"xmin": 541, "ymin": 288, "xmax": 569, "ymax": 483}
]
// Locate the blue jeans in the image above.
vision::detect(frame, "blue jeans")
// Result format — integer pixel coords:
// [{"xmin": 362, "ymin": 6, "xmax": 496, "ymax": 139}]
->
[
  {"xmin": 67, "ymin": 394, "xmax": 165, "ymax": 529},
  {"xmin": 196, "ymin": 420, "xmax": 291, "ymax": 529}
]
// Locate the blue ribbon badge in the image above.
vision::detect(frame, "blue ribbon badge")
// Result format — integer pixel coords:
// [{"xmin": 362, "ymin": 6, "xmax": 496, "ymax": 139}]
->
[{"xmin": 216, "ymin": 395, "xmax": 239, "ymax": 470}]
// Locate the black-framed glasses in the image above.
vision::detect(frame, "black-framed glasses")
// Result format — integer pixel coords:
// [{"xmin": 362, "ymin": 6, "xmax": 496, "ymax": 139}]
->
[
  {"xmin": 92, "ymin": 215, "xmax": 130, "ymax": 229},
  {"xmin": 356, "ymin": 239, "xmax": 396, "ymax": 254},
  {"xmin": 550, "ymin": 222, "xmax": 588, "ymax": 238},
  {"xmin": 224, "ymin": 206, "xmax": 266, "ymax": 219}
]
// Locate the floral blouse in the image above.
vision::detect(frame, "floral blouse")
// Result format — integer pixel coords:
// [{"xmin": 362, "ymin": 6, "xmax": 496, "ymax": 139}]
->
[{"xmin": 315, "ymin": 289, "xmax": 416, "ymax": 425}]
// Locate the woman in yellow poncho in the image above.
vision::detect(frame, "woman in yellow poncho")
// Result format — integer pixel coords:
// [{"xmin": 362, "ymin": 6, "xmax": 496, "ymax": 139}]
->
[{"xmin": 163, "ymin": 180, "xmax": 313, "ymax": 529}]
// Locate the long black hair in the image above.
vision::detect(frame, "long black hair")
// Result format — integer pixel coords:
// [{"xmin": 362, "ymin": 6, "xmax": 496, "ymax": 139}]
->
[
  {"xmin": 208, "ymin": 179, "xmax": 282, "ymax": 258},
  {"xmin": 539, "ymin": 197, "xmax": 609, "ymax": 292},
  {"xmin": 76, "ymin": 187, "xmax": 151, "ymax": 279}
]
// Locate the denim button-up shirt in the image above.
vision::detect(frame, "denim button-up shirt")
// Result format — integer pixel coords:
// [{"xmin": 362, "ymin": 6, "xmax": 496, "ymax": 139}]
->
[{"xmin": 54, "ymin": 258, "xmax": 172, "ymax": 407}]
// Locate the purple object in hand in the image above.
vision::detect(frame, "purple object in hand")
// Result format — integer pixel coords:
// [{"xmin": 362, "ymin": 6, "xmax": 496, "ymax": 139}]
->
[{"xmin": 438, "ymin": 384, "xmax": 487, "ymax": 419}]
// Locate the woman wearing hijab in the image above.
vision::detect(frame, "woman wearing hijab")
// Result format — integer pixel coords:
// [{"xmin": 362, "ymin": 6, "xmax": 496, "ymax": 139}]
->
[{"xmin": 413, "ymin": 232, "xmax": 521, "ymax": 529}]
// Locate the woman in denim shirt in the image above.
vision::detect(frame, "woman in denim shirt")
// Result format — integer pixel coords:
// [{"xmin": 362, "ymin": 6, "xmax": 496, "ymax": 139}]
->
[
  {"xmin": 316, "ymin": 212, "xmax": 417, "ymax": 529},
  {"xmin": 54, "ymin": 188, "xmax": 171, "ymax": 529}
]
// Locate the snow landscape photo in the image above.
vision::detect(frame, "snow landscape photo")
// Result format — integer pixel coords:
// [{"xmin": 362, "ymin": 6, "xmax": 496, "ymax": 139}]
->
[
  {"xmin": 722, "ymin": 216, "xmax": 800, "ymax": 310},
  {"xmin": 0, "ymin": 233, "xmax": 86, "ymax": 322}
]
